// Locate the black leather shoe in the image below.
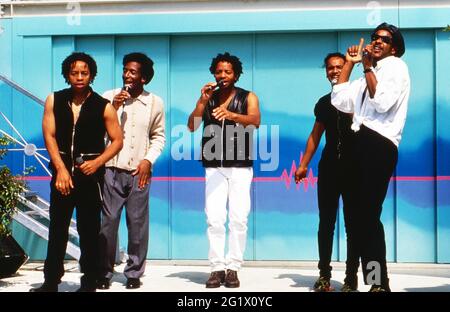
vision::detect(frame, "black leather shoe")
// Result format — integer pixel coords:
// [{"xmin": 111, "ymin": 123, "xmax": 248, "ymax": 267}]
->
[
  {"xmin": 125, "ymin": 278, "xmax": 141, "ymax": 289},
  {"xmin": 96, "ymin": 278, "xmax": 111, "ymax": 290},
  {"xmin": 29, "ymin": 282, "xmax": 58, "ymax": 292}
]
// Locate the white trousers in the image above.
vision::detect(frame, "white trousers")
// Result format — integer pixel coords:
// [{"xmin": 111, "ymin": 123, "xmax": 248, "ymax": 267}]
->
[{"xmin": 205, "ymin": 167, "xmax": 253, "ymax": 272}]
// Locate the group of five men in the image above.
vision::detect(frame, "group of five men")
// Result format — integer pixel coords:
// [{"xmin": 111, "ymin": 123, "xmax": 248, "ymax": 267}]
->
[{"xmin": 31, "ymin": 21, "xmax": 409, "ymax": 292}]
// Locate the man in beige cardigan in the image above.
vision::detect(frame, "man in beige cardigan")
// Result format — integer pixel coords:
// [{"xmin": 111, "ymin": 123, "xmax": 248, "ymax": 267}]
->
[{"xmin": 97, "ymin": 52, "xmax": 165, "ymax": 290}]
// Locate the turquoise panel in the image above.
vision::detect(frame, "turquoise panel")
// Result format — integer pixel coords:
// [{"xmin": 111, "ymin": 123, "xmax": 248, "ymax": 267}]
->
[
  {"xmin": 436, "ymin": 30, "xmax": 450, "ymax": 263},
  {"xmin": 0, "ymin": 19, "xmax": 12, "ymax": 77},
  {"xmin": 15, "ymin": 36, "xmax": 51, "ymax": 175},
  {"xmin": 52, "ymin": 36, "xmax": 75, "ymax": 91},
  {"xmin": 396, "ymin": 31, "xmax": 435, "ymax": 262},
  {"xmin": 75, "ymin": 36, "xmax": 114, "ymax": 94}
]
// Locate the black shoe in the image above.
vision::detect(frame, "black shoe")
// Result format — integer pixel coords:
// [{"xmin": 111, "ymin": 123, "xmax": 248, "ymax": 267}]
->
[
  {"xmin": 205, "ymin": 271, "xmax": 226, "ymax": 288},
  {"xmin": 96, "ymin": 278, "xmax": 111, "ymax": 290},
  {"xmin": 369, "ymin": 285, "xmax": 389, "ymax": 292},
  {"xmin": 341, "ymin": 275, "xmax": 358, "ymax": 292},
  {"xmin": 29, "ymin": 281, "xmax": 58, "ymax": 292},
  {"xmin": 313, "ymin": 276, "xmax": 334, "ymax": 292},
  {"xmin": 224, "ymin": 270, "xmax": 240, "ymax": 288},
  {"xmin": 126, "ymin": 278, "xmax": 141, "ymax": 289}
]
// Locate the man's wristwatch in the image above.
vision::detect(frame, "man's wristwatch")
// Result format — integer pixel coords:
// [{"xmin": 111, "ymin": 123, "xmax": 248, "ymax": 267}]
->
[{"xmin": 363, "ymin": 67, "xmax": 373, "ymax": 73}]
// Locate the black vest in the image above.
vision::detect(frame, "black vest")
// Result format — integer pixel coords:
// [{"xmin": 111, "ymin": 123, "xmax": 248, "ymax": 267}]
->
[
  {"xmin": 52, "ymin": 88, "xmax": 108, "ymax": 174},
  {"xmin": 201, "ymin": 87, "xmax": 254, "ymax": 167}
]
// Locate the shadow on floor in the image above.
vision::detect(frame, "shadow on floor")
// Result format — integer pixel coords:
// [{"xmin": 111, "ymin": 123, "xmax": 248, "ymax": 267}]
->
[
  {"xmin": 276, "ymin": 273, "xmax": 345, "ymax": 291},
  {"xmin": 165, "ymin": 271, "xmax": 210, "ymax": 285}
]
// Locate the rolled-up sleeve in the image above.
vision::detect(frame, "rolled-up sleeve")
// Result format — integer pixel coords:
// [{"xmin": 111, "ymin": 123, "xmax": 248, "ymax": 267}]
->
[{"xmin": 331, "ymin": 81, "xmax": 356, "ymax": 113}]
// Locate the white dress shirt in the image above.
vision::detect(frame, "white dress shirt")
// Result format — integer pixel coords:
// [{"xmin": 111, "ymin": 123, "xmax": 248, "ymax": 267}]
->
[
  {"xmin": 103, "ymin": 88, "xmax": 165, "ymax": 171},
  {"xmin": 331, "ymin": 56, "xmax": 410, "ymax": 147}
]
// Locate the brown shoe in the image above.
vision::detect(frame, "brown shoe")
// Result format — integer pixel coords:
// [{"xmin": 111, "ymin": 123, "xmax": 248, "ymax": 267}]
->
[
  {"xmin": 206, "ymin": 271, "xmax": 226, "ymax": 288},
  {"xmin": 225, "ymin": 270, "xmax": 240, "ymax": 288}
]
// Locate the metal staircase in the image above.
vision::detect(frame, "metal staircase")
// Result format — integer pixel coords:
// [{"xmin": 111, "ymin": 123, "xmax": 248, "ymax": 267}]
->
[{"xmin": 15, "ymin": 191, "xmax": 81, "ymax": 260}]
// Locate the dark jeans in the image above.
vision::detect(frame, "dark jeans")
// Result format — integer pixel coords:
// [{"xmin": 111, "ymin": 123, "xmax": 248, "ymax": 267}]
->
[
  {"xmin": 44, "ymin": 171, "xmax": 103, "ymax": 287},
  {"xmin": 317, "ymin": 155, "xmax": 360, "ymax": 279},
  {"xmin": 354, "ymin": 125, "xmax": 398, "ymax": 288}
]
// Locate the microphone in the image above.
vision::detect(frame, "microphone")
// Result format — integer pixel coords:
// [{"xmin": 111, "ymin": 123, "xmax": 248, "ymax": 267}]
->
[
  {"xmin": 123, "ymin": 83, "xmax": 132, "ymax": 93},
  {"xmin": 208, "ymin": 79, "xmax": 225, "ymax": 91},
  {"xmin": 75, "ymin": 156, "xmax": 84, "ymax": 166}
]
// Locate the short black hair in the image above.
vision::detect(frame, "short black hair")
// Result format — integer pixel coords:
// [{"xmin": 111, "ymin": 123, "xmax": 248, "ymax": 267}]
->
[
  {"xmin": 209, "ymin": 52, "xmax": 243, "ymax": 81},
  {"xmin": 61, "ymin": 52, "xmax": 97, "ymax": 84},
  {"xmin": 323, "ymin": 52, "xmax": 345, "ymax": 68},
  {"xmin": 123, "ymin": 52, "xmax": 154, "ymax": 84}
]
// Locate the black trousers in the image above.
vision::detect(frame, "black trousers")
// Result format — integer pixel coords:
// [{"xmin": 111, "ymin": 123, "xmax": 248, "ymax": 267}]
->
[
  {"xmin": 353, "ymin": 125, "xmax": 398, "ymax": 287},
  {"xmin": 44, "ymin": 171, "xmax": 103, "ymax": 287},
  {"xmin": 317, "ymin": 155, "xmax": 360, "ymax": 279}
]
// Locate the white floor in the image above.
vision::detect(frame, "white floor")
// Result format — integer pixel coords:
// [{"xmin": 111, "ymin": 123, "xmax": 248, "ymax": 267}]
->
[{"xmin": 1, "ymin": 261, "xmax": 450, "ymax": 292}]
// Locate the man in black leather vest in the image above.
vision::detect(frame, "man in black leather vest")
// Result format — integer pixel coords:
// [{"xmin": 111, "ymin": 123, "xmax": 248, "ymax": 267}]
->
[
  {"xmin": 30, "ymin": 52, "xmax": 123, "ymax": 292},
  {"xmin": 188, "ymin": 52, "xmax": 261, "ymax": 288}
]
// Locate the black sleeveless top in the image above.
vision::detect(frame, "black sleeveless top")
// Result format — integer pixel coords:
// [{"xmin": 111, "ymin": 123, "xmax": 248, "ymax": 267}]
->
[
  {"xmin": 201, "ymin": 87, "xmax": 254, "ymax": 168},
  {"xmin": 52, "ymin": 87, "xmax": 108, "ymax": 174}
]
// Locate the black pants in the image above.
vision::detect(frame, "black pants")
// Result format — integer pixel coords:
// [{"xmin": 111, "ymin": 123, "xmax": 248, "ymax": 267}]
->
[
  {"xmin": 44, "ymin": 171, "xmax": 103, "ymax": 287},
  {"xmin": 317, "ymin": 156, "xmax": 359, "ymax": 279},
  {"xmin": 353, "ymin": 125, "xmax": 398, "ymax": 288}
]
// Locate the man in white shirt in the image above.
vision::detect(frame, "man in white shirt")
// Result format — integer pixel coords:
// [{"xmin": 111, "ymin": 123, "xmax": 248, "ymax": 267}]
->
[
  {"xmin": 331, "ymin": 23, "xmax": 410, "ymax": 292},
  {"xmin": 97, "ymin": 53, "xmax": 165, "ymax": 290}
]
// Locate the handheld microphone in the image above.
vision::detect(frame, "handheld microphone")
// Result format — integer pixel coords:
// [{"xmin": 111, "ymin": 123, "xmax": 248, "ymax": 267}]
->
[
  {"xmin": 123, "ymin": 84, "xmax": 132, "ymax": 93},
  {"xmin": 208, "ymin": 80, "xmax": 225, "ymax": 91},
  {"xmin": 75, "ymin": 156, "xmax": 84, "ymax": 166}
]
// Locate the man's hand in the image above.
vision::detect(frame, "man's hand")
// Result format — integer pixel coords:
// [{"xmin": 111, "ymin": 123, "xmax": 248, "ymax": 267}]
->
[
  {"xmin": 200, "ymin": 83, "xmax": 216, "ymax": 103},
  {"xmin": 212, "ymin": 105, "xmax": 234, "ymax": 122},
  {"xmin": 346, "ymin": 38, "xmax": 365, "ymax": 64},
  {"xmin": 295, "ymin": 166, "xmax": 308, "ymax": 184},
  {"xmin": 132, "ymin": 159, "xmax": 152, "ymax": 189},
  {"xmin": 78, "ymin": 159, "xmax": 101, "ymax": 176},
  {"xmin": 112, "ymin": 89, "xmax": 131, "ymax": 110},
  {"xmin": 55, "ymin": 167, "xmax": 74, "ymax": 196},
  {"xmin": 362, "ymin": 44, "xmax": 374, "ymax": 69}
]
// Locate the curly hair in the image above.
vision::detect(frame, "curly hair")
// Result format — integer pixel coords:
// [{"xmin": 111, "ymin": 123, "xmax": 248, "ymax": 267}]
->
[
  {"xmin": 123, "ymin": 52, "xmax": 154, "ymax": 84},
  {"xmin": 61, "ymin": 52, "xmax": 97, "ymax": 84},
  {"xmin": 209, "ymin": 52, "xmax": 243, "ymax": 81}
]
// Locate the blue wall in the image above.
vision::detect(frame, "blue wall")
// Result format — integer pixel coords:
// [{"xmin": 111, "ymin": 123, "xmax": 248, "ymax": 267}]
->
[{"xmin": 1, "ymin": 6, "xmax": 449, "ymax": 263}]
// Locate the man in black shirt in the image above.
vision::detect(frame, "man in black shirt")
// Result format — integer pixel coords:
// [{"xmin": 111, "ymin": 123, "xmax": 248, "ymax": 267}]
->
[{"xmin": 295, "ymin": 52, "xmax": 359, "ymax": 292}]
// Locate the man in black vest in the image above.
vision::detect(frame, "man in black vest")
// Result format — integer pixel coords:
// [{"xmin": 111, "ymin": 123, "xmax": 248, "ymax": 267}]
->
[
  {"xmin": 30, "ymin": 52, "xmax": 123, "ymax": 292},
  {"xmin": 188, "ymin": 52, "xmax": 261, "ymax": 288}
]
